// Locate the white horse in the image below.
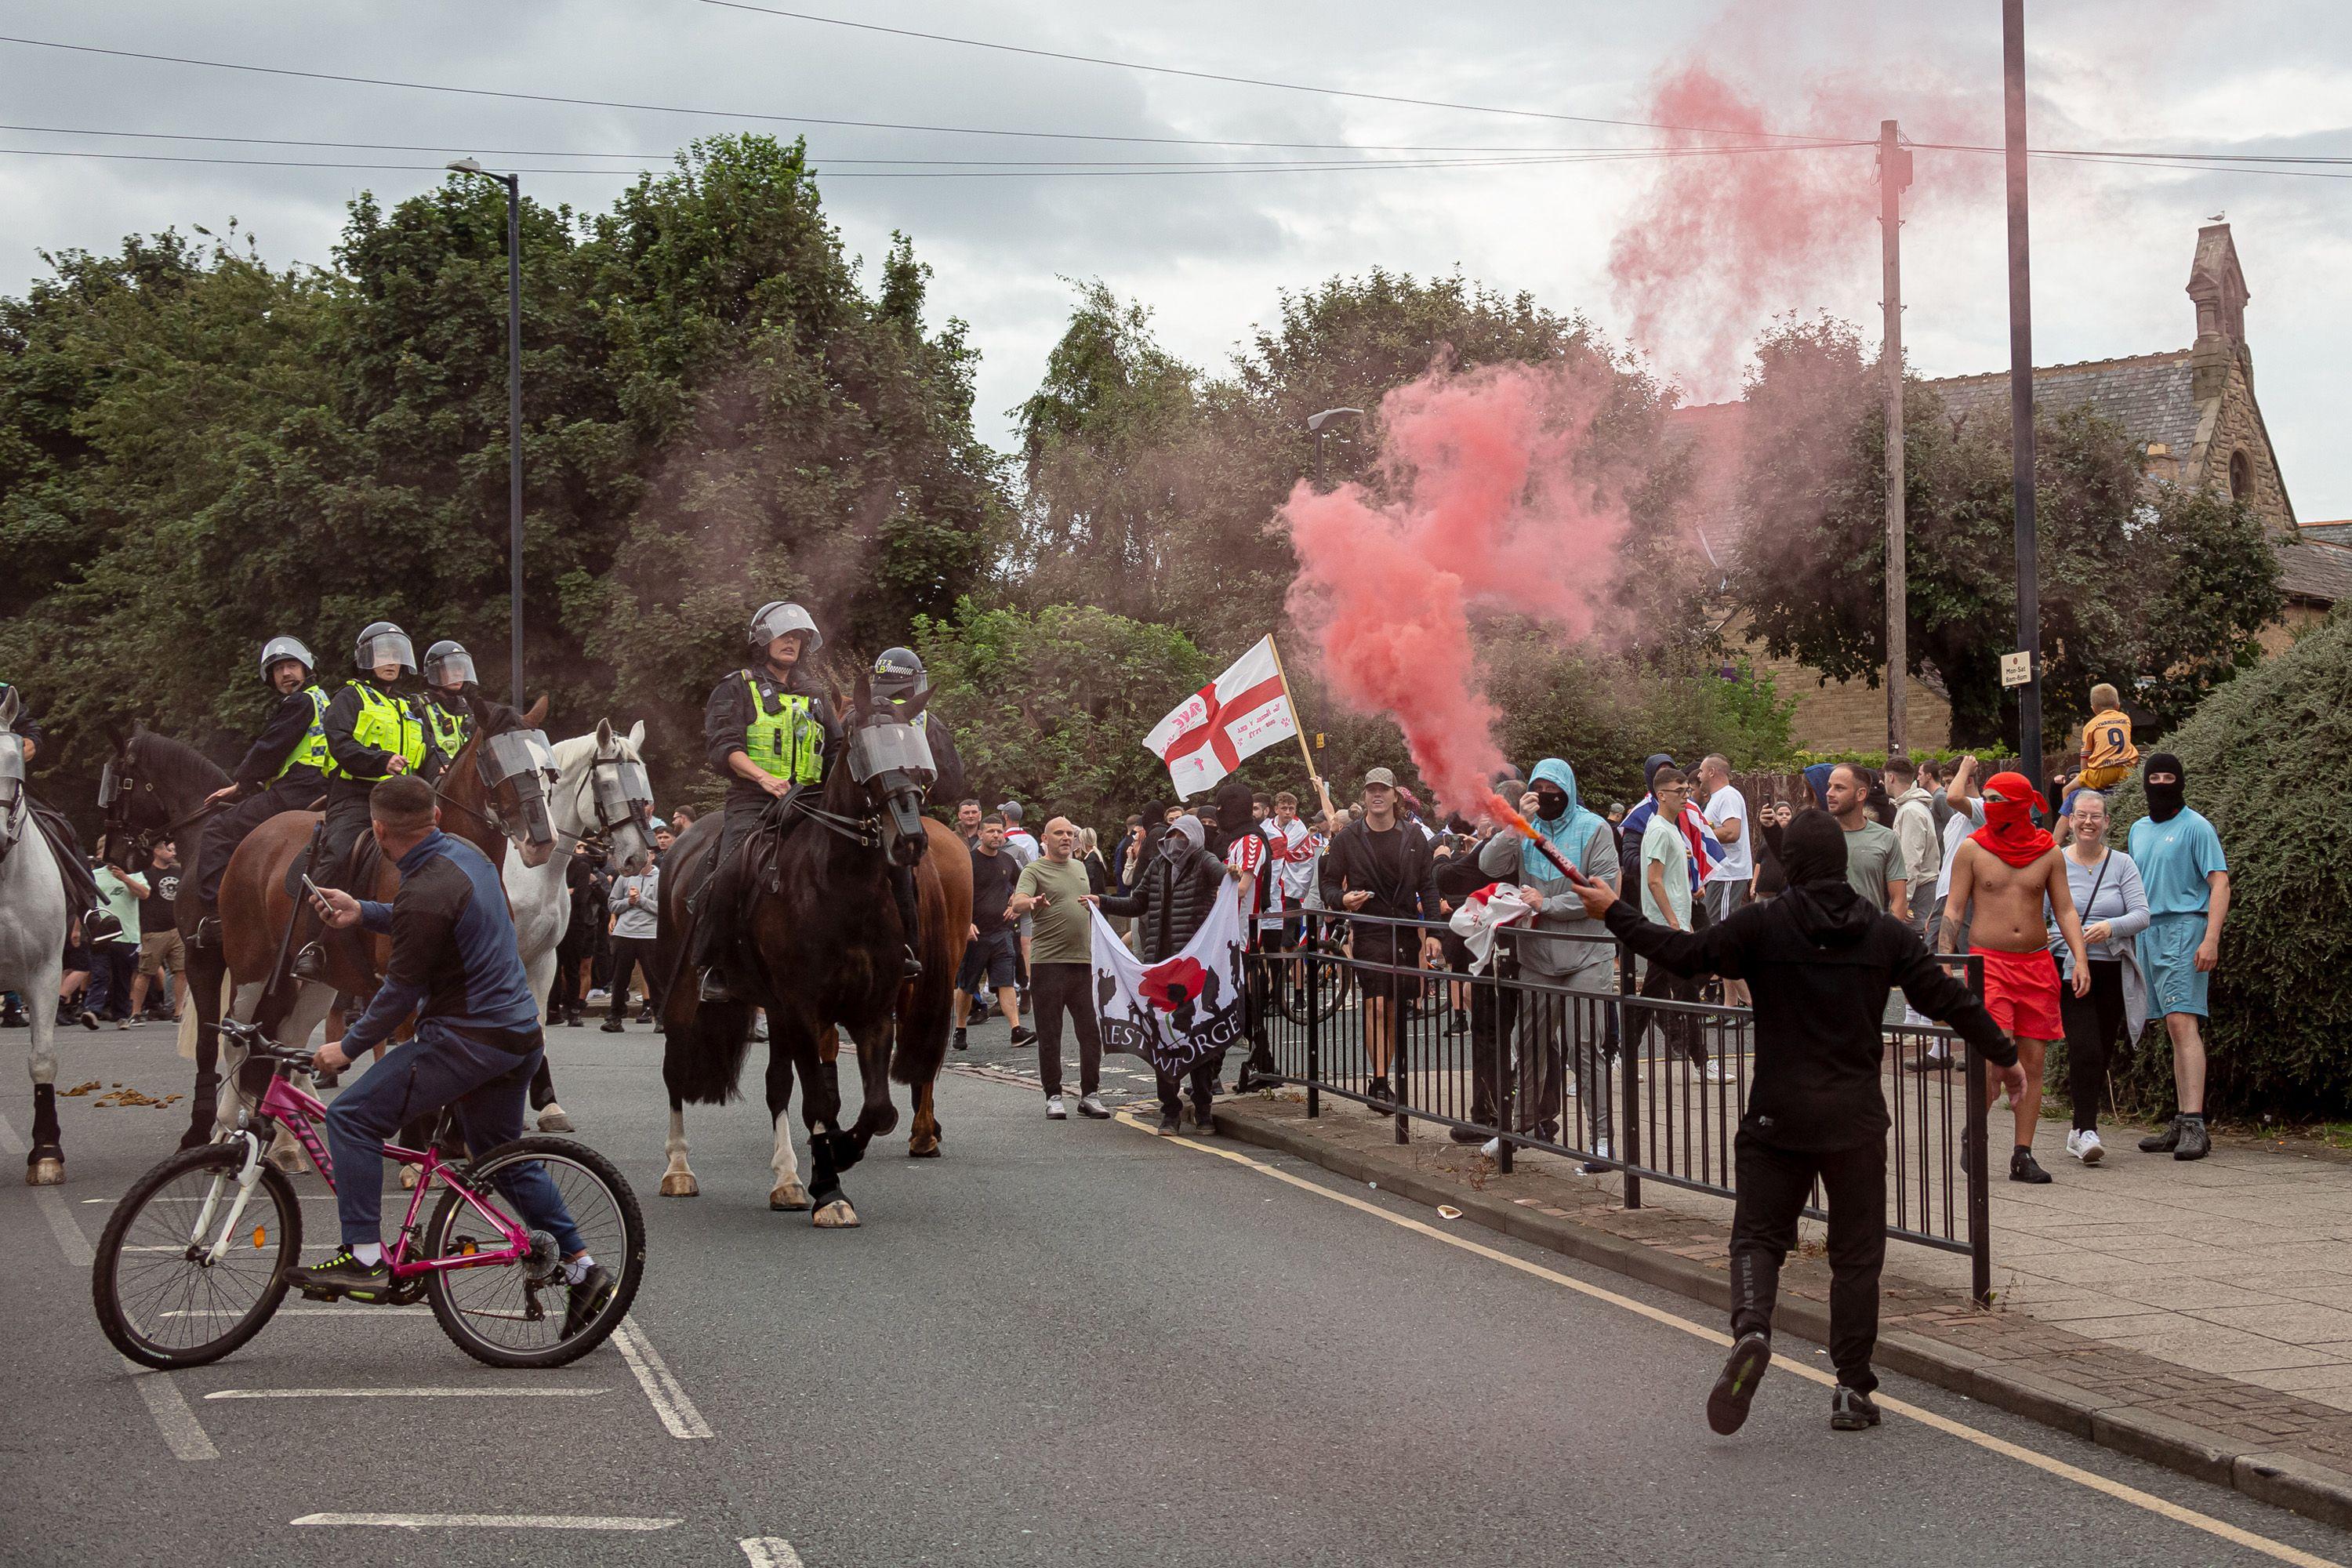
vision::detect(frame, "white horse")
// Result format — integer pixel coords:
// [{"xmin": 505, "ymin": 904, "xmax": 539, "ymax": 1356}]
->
[
  {"xmin": 506, "ymin": 720, "xmax": 655, "ymax": 1131},
  {"xmin": 0, "ymin": 691, "xmax": 70, "ymax": 1185}
]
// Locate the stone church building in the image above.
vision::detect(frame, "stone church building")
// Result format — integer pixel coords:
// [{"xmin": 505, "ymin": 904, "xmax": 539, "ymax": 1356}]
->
[{"xmin": 1692, "ymin": 221, "xmax": 2347, "ymax": 752}]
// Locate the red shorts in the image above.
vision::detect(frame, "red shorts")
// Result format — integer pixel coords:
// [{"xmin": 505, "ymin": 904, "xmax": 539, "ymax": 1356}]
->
[{"xmin": 1971, "ymin": 946, "xmax": 2063, "ymax": 1042}]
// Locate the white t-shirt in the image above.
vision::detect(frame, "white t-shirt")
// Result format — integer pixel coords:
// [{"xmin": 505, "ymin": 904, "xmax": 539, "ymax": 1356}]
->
[
  {"xmin": 1701, "ymin": 784, "xmax": 1751, "ymax": 881},
  {"xmin": 1000, "ymin": 829, "xmax": 1038, "ymax": 871},
  {"xmin": 1639, "ymin": 814, "xmax": 1694, "ymax": 930},
  {"xmin": 1933, "ymin": 797, "xmax": 1987, "ymax": 901}
]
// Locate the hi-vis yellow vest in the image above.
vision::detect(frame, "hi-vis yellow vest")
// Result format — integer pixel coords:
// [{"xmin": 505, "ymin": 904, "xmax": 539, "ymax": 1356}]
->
[
  {"xmin": 274, "ymin": 684, "xmax": 332, "ymax": 779},
  {"xmin": 742, "ymin": 673, "xmax": 823, "ymax": 784},
  {"xmin": 423, "ymin": 693, "xmax": 472, "ymax": 760},
  {"xmin": 326, "ymin": 681, "xmax": 427, "ymax": 781}
]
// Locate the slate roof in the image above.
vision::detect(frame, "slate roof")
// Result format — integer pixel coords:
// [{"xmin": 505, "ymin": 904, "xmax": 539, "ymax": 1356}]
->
[
  {"xmin": 1926, "ymin": 350, "xmax": 2205, "ymax": 457},
  {"xmin": 2279, "ymin": 539, "xmax": 2352, "ymax": 605},
  {"xmin": 2300, "ymin": 521, "xmax": 2352, "ymax": 547}
]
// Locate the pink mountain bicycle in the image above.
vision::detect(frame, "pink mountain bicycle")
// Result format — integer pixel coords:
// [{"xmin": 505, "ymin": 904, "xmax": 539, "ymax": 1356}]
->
[{"xmin": 93, "ymin": 1018, "xmax": 643, "ymax": 1370}]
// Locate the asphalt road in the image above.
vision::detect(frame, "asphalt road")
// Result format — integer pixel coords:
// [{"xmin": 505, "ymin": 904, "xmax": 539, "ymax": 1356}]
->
[{"xmin": 4, "ymin": 1007, "xmax": 2349, "ymax": 1568}]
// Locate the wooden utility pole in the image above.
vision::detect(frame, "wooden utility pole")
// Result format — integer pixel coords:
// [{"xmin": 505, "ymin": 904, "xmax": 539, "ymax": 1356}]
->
[
  {"xmin": 2003, "ymin": 0, "xmax": 2045, "ymax": 801},
  {"xmin": 1880, "ymin": 119, "xmax": 1912, "ymax": 760}
]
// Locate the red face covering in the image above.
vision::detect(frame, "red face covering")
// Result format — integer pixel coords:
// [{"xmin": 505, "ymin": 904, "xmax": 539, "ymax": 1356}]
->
[{"xmin": 1970, "ymin": 771, "xmax": 2054, "ymax": 868}]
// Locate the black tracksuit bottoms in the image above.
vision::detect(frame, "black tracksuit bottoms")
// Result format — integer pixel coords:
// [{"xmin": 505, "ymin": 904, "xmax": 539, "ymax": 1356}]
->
[
  {"xmin": 1029, "ymin": 961, "xmax": 1101, "ymax": 1099},
  {"xmin": 1729, "ymin": 1129, "xmax": 1886, "ymax": 1396}
]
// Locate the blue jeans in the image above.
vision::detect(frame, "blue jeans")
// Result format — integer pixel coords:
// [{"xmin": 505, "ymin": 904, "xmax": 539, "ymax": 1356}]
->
[{"xmin": 322, "ymin": 1019, "xmax": 584, "ymax": 1254}]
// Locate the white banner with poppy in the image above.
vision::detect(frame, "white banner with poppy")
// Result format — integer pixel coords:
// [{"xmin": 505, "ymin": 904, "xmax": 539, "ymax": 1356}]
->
[{"xmin": 1087, "ymin": 880, "xmax": 1249, "ymax": 1080}]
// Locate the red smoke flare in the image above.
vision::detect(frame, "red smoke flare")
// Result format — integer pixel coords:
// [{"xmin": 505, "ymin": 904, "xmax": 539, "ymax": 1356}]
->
[{"xmin": 1283, "ymin": 361, "xmax": 1628, "ymax": 818}]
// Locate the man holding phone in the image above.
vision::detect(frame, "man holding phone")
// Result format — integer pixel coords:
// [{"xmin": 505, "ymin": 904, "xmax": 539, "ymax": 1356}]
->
[{"xmin": 285, "ymin": 774, "xmax": 611, "ymax": 1329}]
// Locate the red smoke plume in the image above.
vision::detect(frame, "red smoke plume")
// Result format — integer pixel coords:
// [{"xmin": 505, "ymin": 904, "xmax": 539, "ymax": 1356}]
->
[{"xmin": 1282, "ymin": 361, "xmax": 1627, "ymax": 816}]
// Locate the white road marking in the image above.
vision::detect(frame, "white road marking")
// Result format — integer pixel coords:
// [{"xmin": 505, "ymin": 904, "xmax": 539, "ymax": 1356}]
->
[
  {"xmin": 741, "ymin": 1537, "xmax": 807, "ymax": 1566},
  {"xmin": 612, "ymin": 1316, "xmax": 714, "ymax": 1439},
  {"xmin": 292, "ymin": 1513, "xmax": 679, "ymax": 1531},
  {"xmin": 120, "ymin": 1356, "xmax": 219, "ymax": 1461},
  {"xmin": 2, "ymin": 1108, "xmax": 222, "ymax": 1463},
  {"xmin": 206, "ymin": 1387, "xmax": 609, "ymax": 1400},
  {"xmin": 1122, "ymin": 1112, "xmax": 2347, "ymax": 1568}
]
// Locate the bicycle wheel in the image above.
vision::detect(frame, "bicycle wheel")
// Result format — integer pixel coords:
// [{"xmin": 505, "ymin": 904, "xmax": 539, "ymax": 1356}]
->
[
  {"xmin": 93, "ymin": 1142, "xmax": 302, "ymax": 1368},
  {"xmin": 422, "ymin": 1135, "xmax": 644, "ymax": 1370},
  {"xmin": 1280, "ymin": 945, "xmax": 1352, "ymax": 1025}
]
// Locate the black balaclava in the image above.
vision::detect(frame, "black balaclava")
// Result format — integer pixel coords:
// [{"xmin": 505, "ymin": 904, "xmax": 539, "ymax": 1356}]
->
[
  {"xmin": 1642, "ymin": 753, "xmax": 1675, "ymax": 793},
  {"xmin": 1778, "ymin": 808, "xmax": 1849, "ymax": 888},
  {"xmin": 1207, "ymin": 780, "xmax": 1256, "ymax": 858},
  {"xmin": 1533, "ymin": 779, "xmax": 1570, "ymax": 822},
  {"xmin": 2143, "ymin": 753, "xmax": 2187, "ymax": 823}
]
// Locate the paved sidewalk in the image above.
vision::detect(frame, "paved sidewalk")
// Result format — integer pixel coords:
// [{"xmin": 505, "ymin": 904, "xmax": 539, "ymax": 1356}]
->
[{"xmin": 1211, "ymin": 1088, "xmax": 2352, "ymax": 1530}]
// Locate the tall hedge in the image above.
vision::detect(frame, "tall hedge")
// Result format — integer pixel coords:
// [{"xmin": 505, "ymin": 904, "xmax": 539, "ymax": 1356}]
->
[{"xmin": 2106, "ymin": 612, "xmax": 2352, "ymax": 1118}]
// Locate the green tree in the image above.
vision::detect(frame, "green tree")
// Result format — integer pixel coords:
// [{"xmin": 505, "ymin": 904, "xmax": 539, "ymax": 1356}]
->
[
  {"xmin": 913, "ymin": 601, "xmax": 1210, "ymax": 829},
  {"xmin": 1731, "ymin": 317, "xmax": 2282, "ymax": 750}
]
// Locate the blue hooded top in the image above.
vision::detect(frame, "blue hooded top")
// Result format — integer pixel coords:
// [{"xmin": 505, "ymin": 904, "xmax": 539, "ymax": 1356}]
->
[{"xmin": 1523, "ymin": 758, "xmax": 1608, "ymax": 880}]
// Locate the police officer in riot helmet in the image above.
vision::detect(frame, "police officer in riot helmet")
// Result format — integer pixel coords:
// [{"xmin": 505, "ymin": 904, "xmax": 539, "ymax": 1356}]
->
[
  {"xmin": 866, "ymin": 646, "xmax": 959, "ymax": 980},
  {"xmin": 691, "ymin": 601, "xmax": 848, "ymax": 1002},
  {"xmin": 191, "ymin": 636, "xmax": 336, "ymax": 943},
  {"xmin": 292, "ymin": 621, "xmax": 444, "ymax": 981},
  {"xmin": 419, "ymin": 638, "xmax": 530, "ymax": 757},
  {"xmin": 869, "ymin": 646, "xmax": 966, "ymax": 806}
]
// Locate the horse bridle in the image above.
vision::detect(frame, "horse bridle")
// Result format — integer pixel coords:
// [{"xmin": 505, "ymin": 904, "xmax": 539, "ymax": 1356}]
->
[{"xmin": 100, "ymin": 739, "xmax": 216, "ymax": 864}]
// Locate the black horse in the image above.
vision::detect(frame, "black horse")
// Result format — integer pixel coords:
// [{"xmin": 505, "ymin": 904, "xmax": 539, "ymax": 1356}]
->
[{"xmin": 654, "ymin": 675, "xmax": 970, "ymax": 1225}]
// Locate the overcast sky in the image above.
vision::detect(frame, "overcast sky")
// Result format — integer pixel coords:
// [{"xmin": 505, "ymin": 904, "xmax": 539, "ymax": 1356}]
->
[{"xmin": 5, "ymin": 2, "xmax": 2347, "ymax": 516}]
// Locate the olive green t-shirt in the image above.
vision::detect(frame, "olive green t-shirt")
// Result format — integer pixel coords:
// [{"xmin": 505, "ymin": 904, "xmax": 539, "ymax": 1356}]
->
[{"xmin": 1014, "ymin": 856, "xmax": 1094, "ymax": 965}]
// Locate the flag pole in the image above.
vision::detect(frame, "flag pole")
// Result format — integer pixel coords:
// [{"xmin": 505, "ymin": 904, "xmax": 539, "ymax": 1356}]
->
[{"xmin": 1265, "ymin": 635, "xmax": 1337, "ymax": 824}]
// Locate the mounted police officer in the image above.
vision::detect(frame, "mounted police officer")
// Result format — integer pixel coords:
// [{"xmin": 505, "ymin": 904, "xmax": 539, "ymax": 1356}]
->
[
  {"xmin": 869, "ymin": 647, "xmax": 966, "ymax": 806},
  {"xmin": 293, "ymin": 622, "xmax": 442, "ymax": 981},
  {"xmin": 867, "ymin": 647, "xmax": 960, "ymax": 982},
  {"xmin": 419, "ymin": 638, "xmax": 532, "ymax": 756},
  {"xmin": 191, "ymin": 636, "xmax": 332, "ymax": 942},
  {"xmin": 691, "ymin": 601, "xmax": 843, "ymax": 1003}
]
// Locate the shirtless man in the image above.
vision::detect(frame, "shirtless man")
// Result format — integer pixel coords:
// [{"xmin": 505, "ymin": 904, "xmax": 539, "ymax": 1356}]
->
[{"xmin": 1942, "ymin": 771, "xmax": 2089, "ymax": 1184}]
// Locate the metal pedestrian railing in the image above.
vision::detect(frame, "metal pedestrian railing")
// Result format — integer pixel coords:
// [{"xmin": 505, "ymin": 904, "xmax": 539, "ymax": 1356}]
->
[{"xmin": 1241, "ymin": 909, "xmax": 1997, "ymax": 1305}]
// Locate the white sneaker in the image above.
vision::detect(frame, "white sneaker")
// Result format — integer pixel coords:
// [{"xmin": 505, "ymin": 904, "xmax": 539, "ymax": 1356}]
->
[
  {"xmin": 2068, "ymin": 1129, "xmax": 2105, "ymax": 1165},
  {"xmin": 1045, "ymin": 1095, "xmax": 1067, "ymax": 1120},
  {"xmin": 1480, "ymin": 1136, "xmax": 1503, "ymax": 1158},
  {"xmin": 1700, "ymin": 1059, "xmax": 1728, "ymax": 1083}
]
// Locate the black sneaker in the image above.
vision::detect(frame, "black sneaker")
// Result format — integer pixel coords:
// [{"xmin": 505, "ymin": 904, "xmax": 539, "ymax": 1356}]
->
[
  {"xmin": 2009, "ymin": 1147, "xmax": 2053, "ymax": 1184},
  {"xmin": 951, "ymin": 1026, "xmax": 967, "ymax": 1051},
  {"xmin": 1365, "ymin": 1076, "xmax": 1394, "ymax": 1113},
  {"xmin": 2139, "ymin": 1116, "xmax": 2183, "ymax": 1153},
  {"xmin": 73, "ymin": 1006, "xmax": 100, "ymax": 1032},
  {"xmin": 1448, "ymin": 1126, "xmax": 1487, "ymax": 1145},
  {"xmin": 1445, "ymin": 1009, "xmax": 1469, "ymax": 1036},
  {"xmin": 1708, "ymin": 1331, "xmax": 1773, "ymax": 1435},
  {"xmin": 2175, "ymin": 1117, "xmax": 2211, "ymax": 1161},
  {"xmin": 1830, "ymin": 1385, "xmax": 1882, "ymax": 1431},
  {"xmin": 1192, "ymin": 1103, "xmax": 1217, "ymax": 1133},
  {"xmin": 562, "ymin": 1263, "xmax": 617, "ymax": 1338},
  {"xmin": 600, "ymin": 1018, "xmax": 625, "ymax": 1033},
  {"xmin": 1007, "ymin": 1025, "xmax": 1036, "ymax": 1047},
  {"xmin": 1905, "ymin": 1051, "xmax": 1954, "ymax": 1073},
  {"xmin": 289, "ymin": 1246, "xmax": 394, "ymax": 1301},
  {"xmin": 1156, "ymin": 1108, "xmax": 1181, "ymax": 1135}
]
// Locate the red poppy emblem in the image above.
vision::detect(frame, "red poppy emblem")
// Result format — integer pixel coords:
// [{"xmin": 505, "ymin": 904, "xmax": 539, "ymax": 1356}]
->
[{"xmin": 1138, "ymin": 956, "xmax": 1207, "ymax": 1012}]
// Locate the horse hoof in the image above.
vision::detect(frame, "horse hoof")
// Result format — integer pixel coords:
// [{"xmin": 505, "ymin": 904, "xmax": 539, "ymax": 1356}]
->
[
  {"xmin": 907, "ymin": 1138, "xmax": 941, "ymax": 1159},
  {"xmin": 536, "ymin": 1105, "xmax": 574, "ymax": 1133},
  {"xmin": 812, "ymin": 1199, "xmax": 860, "ymax": 1229},
  {"xmin": 397, "ymin": 1164, "xmax": 419, "ymax": 1191},
  {"xmin": 25, "ymin": 1157, "xmax": 64, "ymax": 1186},
  {"xmin": 659, "ymin": 1172, "xmax": 700, "ymax": 1197},
  {"xmin": 270, "ymin": 1145, "xmax": 310, "ymax": 1175},
  {"xmin": 768, "ymin": 1180, "xmax": 811, "ymax": 1211}
]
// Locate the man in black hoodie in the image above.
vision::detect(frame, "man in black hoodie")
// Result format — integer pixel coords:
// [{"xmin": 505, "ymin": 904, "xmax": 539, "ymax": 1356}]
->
[
  {"xmin": 1091, "ymin": 812, "xmax": 1241, "ymax": 1133},
  {"xmin": 1566, "ymin": 809, "xmax": 2022, "ymax": 1436}
]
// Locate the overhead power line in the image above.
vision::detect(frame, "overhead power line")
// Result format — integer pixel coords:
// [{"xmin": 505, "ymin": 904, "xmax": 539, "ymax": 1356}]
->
[
  {"xmin": 0, "ymin": 34, "xmax": 1835, "ymax": 157},
  {"xmin": 686, "ymin": 0, "xmax": 1842, "ymax": 144}
]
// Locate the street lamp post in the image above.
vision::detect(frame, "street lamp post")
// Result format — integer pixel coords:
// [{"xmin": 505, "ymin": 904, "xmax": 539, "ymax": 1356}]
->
[
  {"xmin": 447, "ymin": 158, "xmax": 526, "ymax": 708},
  {"xmin": 1306, "ymin": 406, "xmax": 1364, "ymax": 488}
]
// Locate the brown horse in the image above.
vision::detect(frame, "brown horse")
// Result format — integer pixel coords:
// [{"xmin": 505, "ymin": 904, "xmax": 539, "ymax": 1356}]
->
[
  {"xmin": 654, "ymin": 677, "xmax": 971, "ymax": 1222},
  {"xmin": 195, "ymin": 697, "xmax": 550, "ymax": 1138}
]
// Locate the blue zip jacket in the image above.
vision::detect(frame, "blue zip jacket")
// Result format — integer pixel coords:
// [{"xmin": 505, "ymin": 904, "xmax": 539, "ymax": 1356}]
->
[{"xmin": 347, "ymin": 829, "xmax": 539, "ymax": 1053}]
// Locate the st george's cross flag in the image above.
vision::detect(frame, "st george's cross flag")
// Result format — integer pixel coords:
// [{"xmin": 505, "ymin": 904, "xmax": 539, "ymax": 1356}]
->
[{"xmin": 1143, "ymin": 635, "xmax": 1299, "ymax": 800}]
